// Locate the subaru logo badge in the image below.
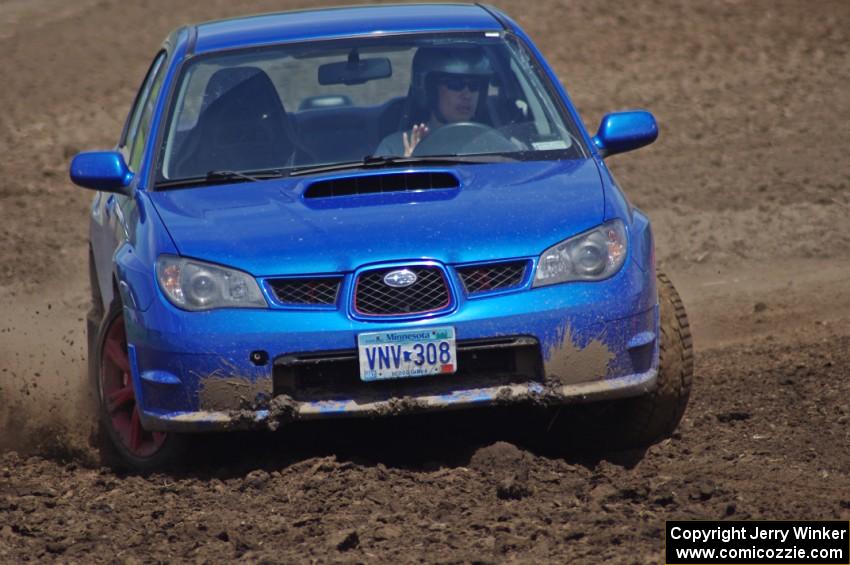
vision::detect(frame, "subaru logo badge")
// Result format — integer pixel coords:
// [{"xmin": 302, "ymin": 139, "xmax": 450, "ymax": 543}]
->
[{"xmin": 383, "ymin": 269, "xmax": 418, "ymax": 288}]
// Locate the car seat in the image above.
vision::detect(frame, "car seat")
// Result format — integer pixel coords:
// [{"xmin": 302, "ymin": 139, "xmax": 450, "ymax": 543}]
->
[{"xmin": 173, "ymin": 67, "xmax": 295, "ymax": 178}]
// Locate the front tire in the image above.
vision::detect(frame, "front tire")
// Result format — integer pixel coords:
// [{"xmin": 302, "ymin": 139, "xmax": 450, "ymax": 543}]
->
[
  {"xmin": 548, "ymin": 271, "xmax": 694, "ymax": 450},
  {"xmin": 92, "ymin": 300, "xmax": 185, "ymax": 471},
  {"xmin": 614, "ymin": 271, "xmax": 693, "ymax": 446}
]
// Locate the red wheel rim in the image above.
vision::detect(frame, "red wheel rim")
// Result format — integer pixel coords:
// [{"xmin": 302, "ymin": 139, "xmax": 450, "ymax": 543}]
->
[{"xmin": 101, "ymin": 314, "xmax": 167, "ymax": 458}]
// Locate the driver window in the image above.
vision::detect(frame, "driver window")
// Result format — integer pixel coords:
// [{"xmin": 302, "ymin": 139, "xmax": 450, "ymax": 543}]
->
[{"xmin": 509, "ymin": 59, "xmax": 550, "ymax": 136}]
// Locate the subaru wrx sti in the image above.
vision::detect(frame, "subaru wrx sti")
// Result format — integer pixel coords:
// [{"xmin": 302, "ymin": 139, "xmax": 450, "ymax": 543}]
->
[{"xmin": 71, "ymin": 4, "xmax": 693, "ymax": 469}]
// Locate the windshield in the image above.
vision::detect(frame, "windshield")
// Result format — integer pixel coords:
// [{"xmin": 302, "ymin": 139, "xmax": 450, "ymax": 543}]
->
[{"xmin": 156, "ymin": 32, "xmax": 587, "ymax": 185}]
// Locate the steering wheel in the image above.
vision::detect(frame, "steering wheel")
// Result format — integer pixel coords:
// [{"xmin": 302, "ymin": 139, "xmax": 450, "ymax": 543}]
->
[{"xmin": 412, "ymin": 122, "xmax": 519, "ymax": 156}]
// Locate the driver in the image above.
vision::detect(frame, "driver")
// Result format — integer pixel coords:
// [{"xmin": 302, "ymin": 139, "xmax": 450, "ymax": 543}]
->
[{"xmin": 374, "ymin": 45, "xmax": 493, "ymax": 157}]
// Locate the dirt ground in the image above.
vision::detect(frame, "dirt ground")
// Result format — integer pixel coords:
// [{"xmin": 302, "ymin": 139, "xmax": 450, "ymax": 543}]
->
[{"xmin": 1, "ymin": 0, "xmax": 848, "ymax": 563}]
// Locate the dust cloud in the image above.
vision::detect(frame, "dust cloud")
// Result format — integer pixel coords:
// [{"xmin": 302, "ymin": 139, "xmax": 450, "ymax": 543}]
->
[{"xmin": 0, "ymin": 268, "xmax": 95, "ymax": 461}]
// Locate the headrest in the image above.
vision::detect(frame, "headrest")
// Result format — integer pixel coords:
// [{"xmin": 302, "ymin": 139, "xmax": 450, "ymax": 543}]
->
[{"xmin": 200, "ymin": 66, "xmax": 286, "ymax": 119}]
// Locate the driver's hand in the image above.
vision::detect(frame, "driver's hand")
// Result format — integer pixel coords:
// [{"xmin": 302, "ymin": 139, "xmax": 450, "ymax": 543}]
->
[{"xmin": 402, "ymin": 123, "xmax": 429, "ymax": 157}]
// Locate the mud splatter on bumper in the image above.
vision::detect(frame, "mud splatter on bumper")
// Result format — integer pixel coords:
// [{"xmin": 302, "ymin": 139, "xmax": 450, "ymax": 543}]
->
[{"xmin": 141, "ymin": 368, "xmax": 657, "ymax": 432}]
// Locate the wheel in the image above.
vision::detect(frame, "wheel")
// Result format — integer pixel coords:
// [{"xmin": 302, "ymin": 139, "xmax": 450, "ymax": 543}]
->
[
  {"xmin": 412, "ymin": 121, "xmax": 518, "ymax": 156},
  {"xmin": 92, "ymin": 299, "xmax": 185, "ymax": 470},
  {"xmin": 547, "ymin": 270, "xmax": 694, "ymax": 450},
  {"xmin": 618, "ymin": 270, "xmax": 694, "ymax": 444}
]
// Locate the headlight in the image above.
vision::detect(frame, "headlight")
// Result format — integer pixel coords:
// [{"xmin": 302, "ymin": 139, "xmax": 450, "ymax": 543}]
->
[
  {"xmin": 533, "ymin": 219, "xmax": 628, "ymax": 287},
  {"xmin": 156, "ymin": 255, "xmax": 267, "ymax": 311}
]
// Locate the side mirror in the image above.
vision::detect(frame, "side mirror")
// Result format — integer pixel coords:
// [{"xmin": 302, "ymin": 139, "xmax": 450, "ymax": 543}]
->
[
  {"xmin": 69, "ymin": 151, "xmax": 133, "ymax": 193},
  {"xmin": 592, "ymin": 110, "xmax": 658, "ymax": 158}
]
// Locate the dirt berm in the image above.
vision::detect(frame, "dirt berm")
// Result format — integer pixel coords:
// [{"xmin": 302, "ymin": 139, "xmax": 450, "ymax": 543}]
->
[{"xmin": 0, "ymin": 1, "xmax": 848, "ymax": 563}]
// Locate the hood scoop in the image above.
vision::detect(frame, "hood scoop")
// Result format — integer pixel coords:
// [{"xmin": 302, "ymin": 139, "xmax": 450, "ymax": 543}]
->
[{"xmin": 303, "ymin": 171, "xmax": 460, "ymax": 199}]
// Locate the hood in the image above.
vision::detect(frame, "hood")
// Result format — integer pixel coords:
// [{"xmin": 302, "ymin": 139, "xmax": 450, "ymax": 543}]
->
[{"xmin": 148, "ymin": 159, "xmax": 604, "ymax": 276}]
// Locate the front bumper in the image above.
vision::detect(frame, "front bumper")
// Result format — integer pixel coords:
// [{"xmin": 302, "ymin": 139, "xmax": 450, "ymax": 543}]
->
[{"xmin": 125, "ymin": 259, "xmax": 658, "ymax": 432}]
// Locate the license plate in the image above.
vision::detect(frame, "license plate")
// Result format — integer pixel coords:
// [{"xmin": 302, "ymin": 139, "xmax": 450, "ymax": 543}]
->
[{"xmin": 357, "ymin": 326, "xmax": 457, "ymax": 382}]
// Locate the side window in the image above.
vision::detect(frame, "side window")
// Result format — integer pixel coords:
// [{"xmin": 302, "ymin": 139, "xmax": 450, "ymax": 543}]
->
[
  {"xmin": 509, "ymin": 59, "xmax": 550, "ymax": 136},
  {"xmin": 128, "ymin": 57, "xmax": 168, "ymax": 171},
  {"xmin": 121, "ymin": 52, "xmax": 167, "ymax": 151}
]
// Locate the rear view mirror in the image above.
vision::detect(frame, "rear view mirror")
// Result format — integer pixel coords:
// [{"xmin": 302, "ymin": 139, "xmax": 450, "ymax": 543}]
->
[
  {"xmin": 318, "ymin": 50, "xmax": 391, "ymax": 85},
  {"xmin": 69, "ymin": 151, "xmax": 133, "ymax": 193},
  {"xmin": 592, "ymin": 110, "xmax": 658, "ymax": 158}
]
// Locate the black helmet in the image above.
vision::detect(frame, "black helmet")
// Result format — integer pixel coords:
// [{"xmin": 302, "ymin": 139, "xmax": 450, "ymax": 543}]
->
[{"xmin": 408, "ymin": 44, "xmax": 493, "ymax": 118}]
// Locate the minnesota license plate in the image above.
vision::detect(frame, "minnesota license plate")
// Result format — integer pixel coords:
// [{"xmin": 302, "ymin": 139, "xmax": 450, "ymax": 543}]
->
[{"xmin": 357, "ymin": 326, "xmax": 457, "ymax": 382}]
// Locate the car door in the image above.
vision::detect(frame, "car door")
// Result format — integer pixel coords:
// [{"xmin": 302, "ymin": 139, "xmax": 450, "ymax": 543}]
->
[{"xmin": 91, "ymin": 51, "xmax": 167, "ymax": 304}]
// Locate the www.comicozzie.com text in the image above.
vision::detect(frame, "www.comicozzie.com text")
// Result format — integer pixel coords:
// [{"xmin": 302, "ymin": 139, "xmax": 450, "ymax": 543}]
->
[{"xmin": 669, "ymin": 524, "xmax": 848, "ymax": 544}]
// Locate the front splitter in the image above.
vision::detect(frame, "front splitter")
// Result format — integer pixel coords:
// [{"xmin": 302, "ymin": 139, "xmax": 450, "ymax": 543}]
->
[{"xmin": 139, "ymin": 369, "xmax": 657, "ymax": 433}]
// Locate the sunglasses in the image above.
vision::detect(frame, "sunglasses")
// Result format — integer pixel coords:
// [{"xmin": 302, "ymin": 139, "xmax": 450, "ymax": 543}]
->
[{"xmin": 438, "ymin": 76, "xmax": 486, "ymax": 93}]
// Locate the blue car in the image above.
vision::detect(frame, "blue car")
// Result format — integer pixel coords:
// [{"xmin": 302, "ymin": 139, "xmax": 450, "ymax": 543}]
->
[{"xmin": 70, "ymin": 4, "xmax": 693, "ymax": 469}]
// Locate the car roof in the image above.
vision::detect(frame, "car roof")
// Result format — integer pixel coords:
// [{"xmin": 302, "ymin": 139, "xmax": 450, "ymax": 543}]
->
[{"xmin": 191, "ymin": 3, "xmax": 505, "ymax": 55}]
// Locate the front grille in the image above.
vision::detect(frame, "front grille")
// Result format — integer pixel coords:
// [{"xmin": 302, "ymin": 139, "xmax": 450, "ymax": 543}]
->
[
  {"xmin": 354, "ymin": 266, "xmax": 450, "ymax": 316},
  {"xmin": 273, "ymin": 337, "xmax": 542, "ymax": 402},
  {"xmin": 457, "ymin": 261, "xmax": 527, "ymax": 295},
  {"xmin": 267, "ymin": 277, "xmax": 341, "ymax": 305}
]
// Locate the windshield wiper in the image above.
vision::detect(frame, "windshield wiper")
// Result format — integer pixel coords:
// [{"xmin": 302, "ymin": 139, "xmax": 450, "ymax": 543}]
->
[
  {"xmin": 156, "ymin": 168, "xmax": 288, "ymax": 189},
  {"xmin": 156, "ymin": 156, "xmax": 514, "ymax": 188},
  {"xmin": 206, "ymin": 170, "xmax": 264, "ymax": 182},
  {"xmin": 288, "ymin": 154, "xmax": 515, "ymax": 177}
]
